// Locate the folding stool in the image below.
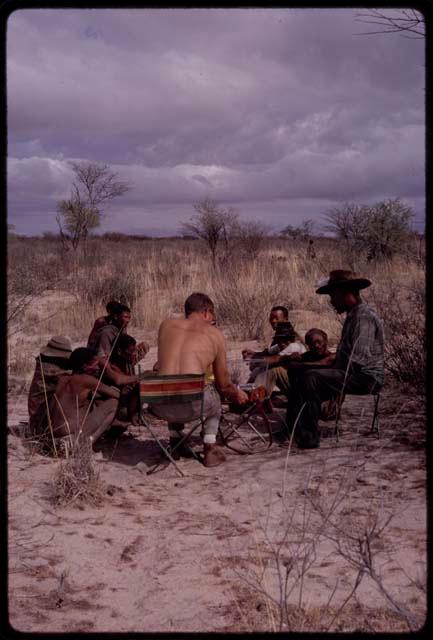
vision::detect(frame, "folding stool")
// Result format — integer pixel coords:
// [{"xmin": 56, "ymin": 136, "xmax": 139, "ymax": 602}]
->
[{"xmin": 137, "ymin": 370, "xmax": 206, "ymax": 476}]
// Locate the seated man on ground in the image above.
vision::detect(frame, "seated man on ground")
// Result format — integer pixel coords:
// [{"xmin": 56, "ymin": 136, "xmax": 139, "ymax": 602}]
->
[
  {"xmin": 93, "ymin": 302, "xmax": 149, "ymax": 364},
  {"xmin": 153, "ymin": 292, "xmax": 249, "ymax": 467},
  {"xmin": 242, "ymin": 305, "xmax": 301, "ymax": 361},
  {"xmin": 28, "ymin": 336, "xmax": 72, "ymax": 440},
  {"xmin": 87, "ymin": 300, "xmax": 122, "ymax": 350},
  {"xmin": 246, "ymin": 321, "xmax": 306, "ymax": 398},
  {"xmin": 107, "ymin": 334, "xmax": 147, "ymax": 426},
  {"xmin": 284, "ymin": 328, "xmax": 337, "ymax": 420},
  {"xmin": 285, "ymin": 270, "xmax": 384, "ymax": 449},
  {"xmin": 48, "ymin": 348, "xmax": 124, "ymax": 447}
]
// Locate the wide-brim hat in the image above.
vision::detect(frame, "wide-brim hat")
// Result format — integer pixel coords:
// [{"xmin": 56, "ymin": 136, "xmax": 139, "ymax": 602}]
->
[
  {"xmin": 40, "ymin": 335, "xmax": 73, "ymax": 358},
  {"xmin": 273, "ymin": 321, "xmax": 296, "ymax": 339},
  {"xmin": 316, "ymin": 270, "xmax": 372, "ymax": 295}
]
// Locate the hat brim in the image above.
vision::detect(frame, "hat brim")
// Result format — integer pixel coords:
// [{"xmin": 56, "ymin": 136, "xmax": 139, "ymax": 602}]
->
[
  {"xmin": 40, "ymin": 347, "xmax": 72, "ymax": 358},
  {"xmin": 316, "ymin": 278, "xmax": 372, "ymax": 294}
]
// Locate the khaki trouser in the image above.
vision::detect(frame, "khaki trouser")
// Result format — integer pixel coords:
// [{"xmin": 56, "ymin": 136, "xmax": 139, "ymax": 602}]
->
[
  {"xmin": 150, "ymin": 384, "xmax": 221, "ymax": 437},
  {"xmin": 249, "ymin": 366, "xmax": 291, "ymax": 396}
]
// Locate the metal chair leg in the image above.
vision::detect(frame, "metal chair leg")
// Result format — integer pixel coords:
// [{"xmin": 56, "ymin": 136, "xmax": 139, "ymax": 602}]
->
[
  {"xmin": 370, "ymin": 393, "xmax": 380, "ymax": 438},
  {"xmin": 138, "ymin": 415, "xmax": 185, "ymax": 477},
  {"xmin": 334, "ymin": 394, "xmax": 344, "ymax": 443}
]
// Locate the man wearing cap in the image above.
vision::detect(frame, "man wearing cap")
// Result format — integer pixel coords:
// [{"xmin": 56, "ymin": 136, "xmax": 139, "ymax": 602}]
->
[
  {"xmin": 286, "ymin": 270, "xmax": 384, "ymax": 449},
  {"xmin": 246, "ymin": 321, "xmax": 306, "ymax": 396},
  {"xmin": 27, "ymin": 336, "xmax": 72, "ymax": 437}
]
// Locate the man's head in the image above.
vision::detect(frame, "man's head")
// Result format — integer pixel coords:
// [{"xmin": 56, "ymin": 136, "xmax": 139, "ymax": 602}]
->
[
  {"xmin": 269, "ymin": 305, "xmax": 289, "ymax": 330},
  {"xmin": 272, "ymin": 321, "xmax": 296, "ymax": 349},
  {"xmin": 112, "ymin": 303, "xmax": 131, "ymax": 329},
  {"xmin": 305, "ymin": 328, "xmax": 328, "ymax": 358},
  {"xmin": 184, "ymin": 292, "xmax": 216, "ymax": 324},
  {"xmin": 316, "ymin": 270, "xmax": 371, "ymax": 314},
  {"xmin": 69, "ymin": 348, "xmax": 99, "ymax": 374},
  {"xmin": 105, "ymin": 300, "xmax": 122, "ymax": 316}
]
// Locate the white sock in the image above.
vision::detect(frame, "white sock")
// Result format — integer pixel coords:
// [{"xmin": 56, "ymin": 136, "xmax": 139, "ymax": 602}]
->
[{"xmin": 203, "ymin": 434, "xmax": 216, "ymax": 444}]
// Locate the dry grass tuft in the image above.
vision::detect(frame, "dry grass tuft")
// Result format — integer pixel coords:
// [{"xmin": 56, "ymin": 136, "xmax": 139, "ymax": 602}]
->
[{"xmin": 52, "ymin": 435, "xmax": 104, "ymax": 508}]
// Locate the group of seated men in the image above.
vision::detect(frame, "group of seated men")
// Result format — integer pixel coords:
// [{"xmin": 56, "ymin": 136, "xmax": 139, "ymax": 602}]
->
[{"xmin": 27, "ymin": 269, "xmax": 384, "ymax": 467}]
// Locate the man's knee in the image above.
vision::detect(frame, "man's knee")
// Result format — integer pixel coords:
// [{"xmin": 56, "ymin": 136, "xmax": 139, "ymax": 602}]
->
[{"xmin": 302, "ymin": 369, "xmax": 322, "ymax": 392}]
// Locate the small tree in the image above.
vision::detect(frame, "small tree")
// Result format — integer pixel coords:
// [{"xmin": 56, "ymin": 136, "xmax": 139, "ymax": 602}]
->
[
  {"xmin": 56, "ymin": 162, "xmax": 130, "ymax": 250},
  {"xmin": 323, "ymin": 198, "xmax": 414, "ymax": 261},
  {"xmin": 181, "ymin": 197, "xmax": 239, "ymax": 268},
  {"xmin": 235, "ymin": 220, "xmax": 269, "ymax": 260},
  {"xmin": 281, "ymin": 218, "xmax": 317, "ymax": 242}
]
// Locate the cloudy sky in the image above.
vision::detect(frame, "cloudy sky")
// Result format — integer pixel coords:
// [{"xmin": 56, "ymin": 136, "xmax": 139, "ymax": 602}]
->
[{"xmin": 7, "ymin": 8, "xmax": 425, "ymax": 236}]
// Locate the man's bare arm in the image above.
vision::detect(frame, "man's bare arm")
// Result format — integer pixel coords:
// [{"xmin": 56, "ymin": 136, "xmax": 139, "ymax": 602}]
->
[
  {"xmin": 84, "ymin": 374, "xmax": 121, "ymax": 399},
  {"xmin": 213, "ymin": 332, "xmax": 248, "ymax": 404}
]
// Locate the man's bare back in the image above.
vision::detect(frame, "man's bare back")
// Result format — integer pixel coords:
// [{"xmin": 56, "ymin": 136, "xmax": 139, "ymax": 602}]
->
[
  {"xmin": 157, "ymin": 316, "xmax": 247, "ymax": 404},
  {"xmin": 157, "ymin": 317, "xmax": 221, "ymax": 375},
  {"xmin": 50, "ymin": 373, "xmax": 120, "ymax": 436}
]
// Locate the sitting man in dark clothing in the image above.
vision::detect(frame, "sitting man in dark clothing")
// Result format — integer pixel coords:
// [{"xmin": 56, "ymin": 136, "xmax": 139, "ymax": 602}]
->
[
  {"xmin": 28, "ymin": 336, "xmax": 72, "ymax": 439},
  {"xmin": 87, "ymin": 300, "xmax": 122, "ymax": 351},
  {"xmin": 92, "ymin": 303, "xmax": 132, "ymax": 357},
  {"xmin": 285, "ymin": 270, "xmax": 384, "ymax": 449},
  {"xmin": 107, "ymin": 334, "xmax": 144, "ymax": 425}
]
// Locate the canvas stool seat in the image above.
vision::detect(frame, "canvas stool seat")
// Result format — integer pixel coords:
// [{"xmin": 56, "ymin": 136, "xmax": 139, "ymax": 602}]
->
[{"xmin": 137, "ymin": 371, "xmax": 207, "ymax": 476}]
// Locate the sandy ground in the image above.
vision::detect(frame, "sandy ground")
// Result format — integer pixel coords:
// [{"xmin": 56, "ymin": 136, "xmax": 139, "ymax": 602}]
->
[{"xmin": 7, "ymin": 348, "xmax": 426, "ymax": 633}]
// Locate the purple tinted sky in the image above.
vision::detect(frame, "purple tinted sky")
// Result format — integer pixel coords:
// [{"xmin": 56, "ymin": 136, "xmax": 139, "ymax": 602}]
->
[{"xmin": 7, "ymin": 8, "xmax": 425, "ymax": 236}]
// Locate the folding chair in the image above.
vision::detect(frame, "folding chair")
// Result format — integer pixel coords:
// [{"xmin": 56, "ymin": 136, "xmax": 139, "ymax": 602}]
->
[
  {"xmin": 334, "ymin": 388, "xmax": 381, "ymax": 443},
  {"xmin": 137, "ymin": 370, "xmax": 206, "ymax": 476},
  {"xmin": 218, "ymin": 357, "xmax": 273, "ymax": 454}
]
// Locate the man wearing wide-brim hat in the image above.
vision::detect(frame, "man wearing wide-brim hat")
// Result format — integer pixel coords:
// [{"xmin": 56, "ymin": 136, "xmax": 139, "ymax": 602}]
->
[
  {"xmin": 286, "ymin": 270, "xmax": 384, "ymax": 449},
  {"xmin": 27, "ymin": 336, "xmax": 72, "ymax": 439}
]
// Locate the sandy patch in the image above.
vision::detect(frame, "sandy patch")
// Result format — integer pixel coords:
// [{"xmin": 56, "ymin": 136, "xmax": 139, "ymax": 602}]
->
[{"xmin": 7, "ymin": 379, "xmax": 426, "ymax": 632}]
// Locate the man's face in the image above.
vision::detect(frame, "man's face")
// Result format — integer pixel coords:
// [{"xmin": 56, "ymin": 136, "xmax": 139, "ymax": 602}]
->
[
  {"xmin": 329, "ymin": 288, "xmax": 358, "ymax": 313},
  {"xmin": 275, "ymin": 337, "xmax": 290, "ymax": 350},
  {"xmin": 269, "ymin": 310, "xmax": 286, "ymax": 330},
  {"xmin": 115, "ymin": 311, "xmax": 131, "ymax": 328},
  {"xmin": 82, "ymin": 356, "xmax": 100, "ymax": 375},
  {"xmin": 306, "ymin": 333, "xmax": 328, "ymax": 357},
  {"xmin": 329, "ymin": 289, "xmax": 347, "ymax": 314}
]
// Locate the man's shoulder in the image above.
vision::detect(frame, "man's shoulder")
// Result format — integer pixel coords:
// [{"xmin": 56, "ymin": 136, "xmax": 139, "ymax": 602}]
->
[
  {"xmin": 97, "ymin": 323, "xmax": 118, "ymax": 337},
  {"xmin": 356, "ymin": 303, "xmax": 383, "ymax": 323}
]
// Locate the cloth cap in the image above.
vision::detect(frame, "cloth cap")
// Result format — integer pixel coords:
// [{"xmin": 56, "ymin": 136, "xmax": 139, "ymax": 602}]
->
[
  {"xmin": 316, "ymin": 269, "xmax": 372, "ymax": 294},
  {"xmin": 40, "ymin": 335, "xmax": 72, "ymax": 358}
]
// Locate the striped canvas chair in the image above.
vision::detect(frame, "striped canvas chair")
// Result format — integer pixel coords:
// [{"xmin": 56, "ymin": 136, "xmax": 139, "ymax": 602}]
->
[{"xmin": 137, "ymin": 371, "xmax": 206, "ymax": 476}]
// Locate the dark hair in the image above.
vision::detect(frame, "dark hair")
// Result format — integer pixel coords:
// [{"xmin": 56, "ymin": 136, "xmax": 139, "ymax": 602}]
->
[
  {"xmin": 305, "ymin": 328, "xmax": 328, "ymax": 343},
  {"xmin": 106, "ymin": 300, "xmax": 122, "ymax": 315},
  {"xmin": 270, "ymin": 305, "xmax": 289, "ymax": 318},
  {"xmin": 115, "ymin": 303, "xmax": 131, "ymax": 314},
  {"xmin": 184, "ymin": 292, "xmax": 214, "ymax": 317},
  {"xmin": 116, "ymin": 334, "xmax": 136, "ymax": 350},
  {"xmin": 69, "ymin": 347, "xmax": 97, "ymax": 372}
]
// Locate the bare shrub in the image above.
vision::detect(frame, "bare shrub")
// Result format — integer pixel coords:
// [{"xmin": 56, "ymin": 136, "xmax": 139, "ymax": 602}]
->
[
  {"xmin": 369, "ymin": 276, "xmax": 425, "ymax": 396},
  {"xmin": 230, "ymin": 421, "xmax": 425, "ymax": 632},
  {"xmin": 234, "ymin": 220, "xmax": 270, "ymax": 261}
]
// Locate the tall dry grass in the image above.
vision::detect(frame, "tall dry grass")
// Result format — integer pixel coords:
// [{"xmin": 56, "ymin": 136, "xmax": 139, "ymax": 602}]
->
[{"xmin": 7, "ymin": 234, "xmax": 425, "ymax": 395}]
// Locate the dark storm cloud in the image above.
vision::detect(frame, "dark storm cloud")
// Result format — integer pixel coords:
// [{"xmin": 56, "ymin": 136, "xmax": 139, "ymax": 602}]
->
[{"xmin": 7, "ymin": 8, "xmax": 424, "ymax": 235}]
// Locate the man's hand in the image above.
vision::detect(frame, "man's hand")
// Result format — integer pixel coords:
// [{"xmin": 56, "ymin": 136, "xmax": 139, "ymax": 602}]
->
[
  {"xmin": 242, "ymin": 349, "xmax": 255, "ymax": 360},
  {"xmin": 232, "ymin": 387, "xmax": 249, "ymax": 404},
  {"xmin": 287, "ymin": 352, "xmax": 303, "ymax": 361}
]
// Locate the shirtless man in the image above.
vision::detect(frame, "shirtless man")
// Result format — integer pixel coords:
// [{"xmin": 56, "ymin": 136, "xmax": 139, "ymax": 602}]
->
[
  {"xmin": 153, "ymin": 292, "xmax": 249, "ymax": 467},
  {"xmin": 49, "ymin": 348, "xmax": 136, "ymax": 447}
]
